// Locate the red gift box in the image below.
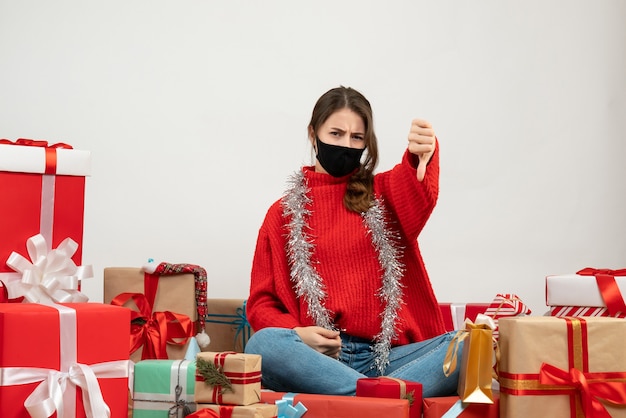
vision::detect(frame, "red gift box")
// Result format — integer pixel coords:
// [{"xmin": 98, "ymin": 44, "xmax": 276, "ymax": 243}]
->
[
  {"xmin": 422, "ymin": 393, "xmax": 499, "ymax": 418},
  {"xmin": 0, "ymin": 303, "xmax": 131, "ymax": 417},
  {"xmin": 0, "ymin": 139, "xmax": 90, "ymax": 282},
  {"xmin": 260, "ymin": 391, "xmax": 409, "ymax": 418},
  {"xmin": 356, "ymin": 377, "xmax": 422, "ymax": 418},
  {"xmin": 438, "ymin": 303, "xmax": 490, "ymax": 331}
]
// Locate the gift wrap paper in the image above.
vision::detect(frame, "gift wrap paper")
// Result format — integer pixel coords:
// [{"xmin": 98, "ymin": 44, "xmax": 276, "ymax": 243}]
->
[
  {"xmin": 104, "ymin": 267, "xmax": 197, "ymax": 362},
  {"xmin": 0, "ymin": 142, "xmax": 90, "ymax": 277},
  {"xmin": 422, "ymin": 394, "xmax": 499, "ymax": 418},
  {"xmin": 205, "ymin": 299, "xmax": 253, "ymax": 352},
  {"xmin": 549, "ymin": 305, "xmax": 626, "ymax": 319},
  {"xmin": 195, "ymin": 352, "xmax": 262, "ymax": 406},
  {"xmin": 0, "ymin": 303, "xmax": 131, "ymax": 418},
  {"xmin": 499, "ymin": 316, "xmax": 626, "ymax": 417},
  {"xmin": 438, "ymin": 303, "xmax": 490, "ymax": 332},
  {"xmin": 195, "ymin": 403, "xmax": 277, "ymax": 418},
  {"xmin": 356, "ymin": 377, "xmax": 422, "ymax": 418},
  {"xmin": 132, "ymin": 360, "xmax": 197, "ymax": 418},
  {"xmin": 260, "ymin": 391, "xmax": 410, "ymax": 418}
]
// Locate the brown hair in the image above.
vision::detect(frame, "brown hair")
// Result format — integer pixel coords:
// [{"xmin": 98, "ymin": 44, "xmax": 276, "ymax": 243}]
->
[{"xmin": 308, "ymin": 86, "xmax": 379, "ymax": 213}]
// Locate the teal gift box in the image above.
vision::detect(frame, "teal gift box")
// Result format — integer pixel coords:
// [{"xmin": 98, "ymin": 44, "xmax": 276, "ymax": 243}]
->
[{"xmin": 132, "ymin": 359, "xmax": 197, "ymax": 418}]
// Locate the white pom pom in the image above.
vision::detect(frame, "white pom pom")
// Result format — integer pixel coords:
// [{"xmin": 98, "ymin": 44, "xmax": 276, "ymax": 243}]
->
[{"xmin": 195, "ymin": 329, "xmax": 210, "ymax": 348}]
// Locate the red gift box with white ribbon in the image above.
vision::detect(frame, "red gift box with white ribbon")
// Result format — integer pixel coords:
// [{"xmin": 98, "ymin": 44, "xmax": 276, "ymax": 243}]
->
[
  {"xmin": 0, "ymin": 139, "xmax": 90, "ymax": 290},
  {"xmin": 0, "ymin": 303, "xmax": 131, "ymax": 417}
]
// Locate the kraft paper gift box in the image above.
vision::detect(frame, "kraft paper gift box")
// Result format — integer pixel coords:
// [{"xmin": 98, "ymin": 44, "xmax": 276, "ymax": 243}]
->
[
  {"xmin": 498, "ymin": 316, "xmax": 626, "ymax": 418},
  {"xmin": 0, "ymin": 302, "xmax": 131, "ymax": 418},
  {"xmin": 546, "ymin": 268, "xmax": 626, "ymax": 318},
  {"xmin": 104, "ymin": 265, "xmax": 202, "ymax": 362},
  {"xmin": 0, "ymin": 139, "xmax": 90, "ymax": 291},
  {"xmin": 356, "ymin": 377, "xmax": 422, "ymax": 418},
  {"xmin": 260, "ymin": 391, "xmax": 410, "ymax": 418},
  {"xmin": 204, "ymin": 299, "xmax": 253, "ymax": 353},
  {"xmin": 132, "ymin": 359, "xmax": 197, "ymax": 418},
  {"xmin": 422, "ymin": 393, "xmax": 499, "ymax": 418},
  {"xmin": 194, "ymin": 403, "xmax": 277, "ymax": 418},
  {"xmin": 194, "ymin": 352, "xmax": 262, "ymax": 406},
  {"xmin": 439, "ymin": 303, "xmax": 490, "ymax": 332}
]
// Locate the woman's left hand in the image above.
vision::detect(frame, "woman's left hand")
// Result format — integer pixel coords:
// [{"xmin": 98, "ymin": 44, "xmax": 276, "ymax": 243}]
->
[{"xmin": 407, "ymin": 118, "xmax": 436, "ymax": 182}]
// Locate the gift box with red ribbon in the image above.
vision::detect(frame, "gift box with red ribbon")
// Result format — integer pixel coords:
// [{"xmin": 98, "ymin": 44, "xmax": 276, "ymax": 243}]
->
[
  {"xmin": 498, "ymin": 316, "xmax": 626, "ymax": 417},
  {"xmin": 356, "ymin": 377, "xmax": 422, "ymax": 418},
  {"xmin": 104, "ymin": 262, "xmax": 208, "ymax": 362},
  {"xmin": 260, "ymin": 391, "xmax": 410, "ymax": 418},
  {"xmin": 0, "ymin": 138, "xmax": 91, "ymax": 293},
  {"xmin": 438, "ymin": 303, "xmax": 491, "ymax": 332},
  {"xmin": 0, "ymin": 302, "xmax": 131, "ymax": 418},
  {"xmin": 422, "ymin": 393, "xmax": 500, "ymax": 418},
  {"xmin": 194, "ymin": 403, "xmax": 277, "ymax": 418},
  {"xmin": 194, "ymin": 352, "xmax": 262, "ymax": 406},
  {"xmin": 546, "ymin": 268, "xmax": 626, "ymax": 318}
]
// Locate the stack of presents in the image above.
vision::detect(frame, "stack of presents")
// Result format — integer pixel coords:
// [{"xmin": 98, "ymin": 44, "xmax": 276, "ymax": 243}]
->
[{"xmin": 1, "ymin": 138, "xmax": 626, "ymax": 417}]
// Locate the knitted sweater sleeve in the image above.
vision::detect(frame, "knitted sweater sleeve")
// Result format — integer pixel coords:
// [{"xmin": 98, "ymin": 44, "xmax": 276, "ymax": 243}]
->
[
  {"xmin": 375, "ymin": 140, "xmax": 440, "ymax": 241},
  {"xmin": 247, "ymin": 201, "xmax": 301, "ymax": 331}
]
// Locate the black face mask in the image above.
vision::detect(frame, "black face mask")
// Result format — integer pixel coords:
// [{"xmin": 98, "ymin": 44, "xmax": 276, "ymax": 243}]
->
[{"xmin": 315, "ymin": 136, "xmax": 365, "ymax": 177}]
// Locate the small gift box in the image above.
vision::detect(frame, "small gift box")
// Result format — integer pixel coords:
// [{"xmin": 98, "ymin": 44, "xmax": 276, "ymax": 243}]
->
[
  {"xmin": 132, "ymin": 359, "xmax": 197, "ymax": 418},
  {"xmin": 483, "ymin": 293, "xmax": 531, "ymax": 339},
  {"xmin": 104, "ymin": 262, "xmax": 208, "ymax": 362},
  {"xmin": 499, "ymin": 316, "xmax": 626, "ymax": 417},
  {"xmin": 195, "ymin": 403, "xmax": 277, "ymax": 418},
  {"xmin": 260, "ymin": 391, "xmax": 410, "ymax": 418},
  {"xmin": 438, "ymin": 303, "xmax": 491, "ymax": 332},
  {"xmin": 356, "ymin": 377, "xmax": 422, "ymax": 418},
  {"xmin": 546, "ymin": 268, "xmax": 626, "ymax": 317},
  {"xmin": 422, "ymin": 393, "xmax": 500, "ymax": 418},
  {"xmin": 194, "ymin": 352, "xmax": 262, "ymax": 406},
  {"xmin": 444, "ymin": 315, "xmax": 496, "ymax": 405},
  {"xmin": 0, "ymin": 139, "xmax": 90, "ymax": 281},
  {"xmin": 0, "ymin": 302, "xmax": 131, "ymax": 418},
  {"xmin": 204, "ymin": 299, "xmax": 253, "ymax": 352}
]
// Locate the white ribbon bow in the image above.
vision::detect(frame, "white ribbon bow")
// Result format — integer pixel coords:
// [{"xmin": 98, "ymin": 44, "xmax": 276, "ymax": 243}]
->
[{"xmin": 5, "ymin": 234, "xmax": 92, "ymax": 304}]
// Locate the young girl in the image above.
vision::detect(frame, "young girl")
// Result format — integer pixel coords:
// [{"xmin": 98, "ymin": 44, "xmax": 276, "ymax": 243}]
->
[{"xmin": 244, "ymin": 86, "xmax": 459, "ymax": 397}]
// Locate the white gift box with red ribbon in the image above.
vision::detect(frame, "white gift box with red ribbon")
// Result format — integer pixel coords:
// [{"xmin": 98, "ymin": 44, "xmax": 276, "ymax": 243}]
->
[{"xmin": 546, "ymin": 268, "xmax": 626, "ymax": 315}]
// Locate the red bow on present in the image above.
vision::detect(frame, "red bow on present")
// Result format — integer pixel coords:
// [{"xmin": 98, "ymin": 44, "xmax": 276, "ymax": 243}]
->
[
  {"xmin": 111, "ymin": 292, "xmax": 193, "ymax": 359},
  {"xmin": 0, "ymin": 281, "xmax": 25, "ymax": 303},
  {"xmin": 577, "ymin": 268, "xmax": 626, "ymax": 316},
  {"xmin": 539, "ymin": 362, "xmax": 626, "ymax": 418}
]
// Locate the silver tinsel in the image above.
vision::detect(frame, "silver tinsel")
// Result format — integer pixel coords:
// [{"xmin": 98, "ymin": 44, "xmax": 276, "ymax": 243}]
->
[{"xmin": 282, "ymin": 170, "xmax": 405, "ymax": 374}]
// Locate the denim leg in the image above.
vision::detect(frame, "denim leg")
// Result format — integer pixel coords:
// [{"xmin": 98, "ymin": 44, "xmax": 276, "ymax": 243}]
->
[
  {"xmin": 245, "ymin": 328, "xmax": 366, "ymax": 395},
  {"xmin": 384, "ymin": 331, "xmax": 461, "ymax": 398}
]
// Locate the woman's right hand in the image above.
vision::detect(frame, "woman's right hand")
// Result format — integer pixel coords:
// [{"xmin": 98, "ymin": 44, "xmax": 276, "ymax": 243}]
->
[{"xmin": 293, "ymin": 326, "xmax": 342, "ymax": 358}]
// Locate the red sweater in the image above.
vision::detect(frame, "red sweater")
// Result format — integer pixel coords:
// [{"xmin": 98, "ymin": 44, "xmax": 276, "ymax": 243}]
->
[{"xmin": 247, "ymin": 147, "xmax": 446, "ymax": 345}]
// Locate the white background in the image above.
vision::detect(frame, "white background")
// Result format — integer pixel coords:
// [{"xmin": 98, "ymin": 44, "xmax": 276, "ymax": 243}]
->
[{"xmin": 1, "ymin": 1, "xmax": 625, "ymax": 316}]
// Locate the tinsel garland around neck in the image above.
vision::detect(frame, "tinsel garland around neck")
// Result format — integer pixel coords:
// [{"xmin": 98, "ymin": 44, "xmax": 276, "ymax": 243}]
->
[{"xmin": 281, "ymin": 169, "xmax": 405, "ymax": 373}]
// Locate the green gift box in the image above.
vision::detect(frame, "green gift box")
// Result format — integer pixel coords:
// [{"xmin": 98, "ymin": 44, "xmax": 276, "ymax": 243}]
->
[{"xmin": 132, "ymin": 359, "xmax": 197, "ymax": 418}]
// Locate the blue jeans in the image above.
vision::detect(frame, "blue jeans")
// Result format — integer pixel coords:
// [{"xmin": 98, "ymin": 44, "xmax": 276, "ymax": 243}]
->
[{"xmin": 244, "ymin": 328, "xmax": 461, "ymax": 397}]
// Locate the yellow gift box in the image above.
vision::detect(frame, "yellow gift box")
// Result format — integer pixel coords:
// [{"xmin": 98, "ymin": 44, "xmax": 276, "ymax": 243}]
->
[
  {"xmin": 194, "ymin": 352, "xmax": 262, "ymax": 406},
  {"xmin": 499, "ymin": 316, "xmax": 626, "ymax": 417}
]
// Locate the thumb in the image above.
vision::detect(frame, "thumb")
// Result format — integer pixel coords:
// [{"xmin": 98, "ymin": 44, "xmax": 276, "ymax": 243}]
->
[{"xmin": 416, "ymin": 154, "xmax": 428, "ymax": 182}]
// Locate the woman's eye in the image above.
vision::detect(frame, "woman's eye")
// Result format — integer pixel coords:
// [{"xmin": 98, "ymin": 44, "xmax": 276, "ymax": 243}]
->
[{"xmin": 353, "ymin": 136, "xmax": 364, "ymax": 141}]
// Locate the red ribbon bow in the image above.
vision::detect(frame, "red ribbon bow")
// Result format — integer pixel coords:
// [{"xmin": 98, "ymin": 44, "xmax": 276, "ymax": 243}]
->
[
  {"xmin": 539, "ymin": 362, "xmax": 626, "ymax": 418},
  {"xmin": 111, "ymin": 291, "xmax": 193, "ymax": 359},
  {"xmin": 577, "ymin": 268, "xmax": 626, "ymax": 316}
]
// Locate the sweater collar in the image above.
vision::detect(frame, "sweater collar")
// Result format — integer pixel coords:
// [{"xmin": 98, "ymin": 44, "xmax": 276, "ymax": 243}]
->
[{"xmin": 301, "ymin": 166, "xmax": 354, "ymax": 187}]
